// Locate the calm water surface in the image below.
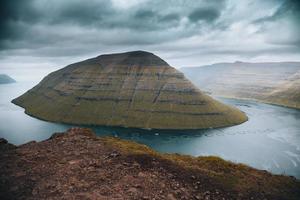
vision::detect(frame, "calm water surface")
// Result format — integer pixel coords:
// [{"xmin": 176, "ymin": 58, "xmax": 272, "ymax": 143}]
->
[{"xmin": 1, "ymin": 81, "xmax": 300, "ymax": 178}]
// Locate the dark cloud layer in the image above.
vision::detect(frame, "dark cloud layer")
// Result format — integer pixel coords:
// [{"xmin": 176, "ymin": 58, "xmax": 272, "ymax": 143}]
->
[
  {"xmin": 0, "ymin": 0, "xmax": 35, "ymax": 42},
  {"xmin": 253, "ymin": 0, "xmax": 300, "ymax": 47},
  {"xmin": 0, "ymin": 0, "xmax": 224, "ymax": 48},
  {"xmin": 188, "ymin": 7, "xmax": 221, "ymax": 22},
  {"xmin": 0, "ymin": 0, "xmax": 299, "ymax": 67},
  {"xmin": 270, "ymin": 0, "xmax": 300, "ymax": 20}
]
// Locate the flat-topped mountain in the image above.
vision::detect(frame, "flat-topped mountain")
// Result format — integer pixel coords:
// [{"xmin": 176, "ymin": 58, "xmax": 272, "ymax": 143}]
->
[
  {"xmin": 0, "ymin": 74, "xmax": 16, "ymax": 84},
  {"xmin": 96, "ymin": 51, "xmax": 169, "ymax": 66},
  {"xmin": 181, "ymin": 62, "xmax": 300, "ymax": 109},
  {"xmin": 12, "ymin": 51, "xmax": 247, "ymax": 129}
]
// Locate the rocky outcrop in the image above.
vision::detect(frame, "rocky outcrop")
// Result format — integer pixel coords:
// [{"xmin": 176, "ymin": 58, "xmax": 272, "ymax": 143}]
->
[
  {"xmin": 0, "ymin": 74, "xmax": 16, "ymax": 84},
  {"xmin": 12, "ymin": 51, "xmax": 247, "ymax": 129},
  {"xmin": 181, "ymin": 61, "xmax": 300, "ymax": 109},
  {"xmin": 0, "ymin": 128, "xmax": 299, "ymax": 200}
]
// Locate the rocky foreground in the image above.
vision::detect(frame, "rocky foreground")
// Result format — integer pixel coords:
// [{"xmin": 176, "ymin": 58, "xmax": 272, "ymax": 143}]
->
[{"xmin": 1, "ymin": 128, "xmax": 299, "ymax": 200}]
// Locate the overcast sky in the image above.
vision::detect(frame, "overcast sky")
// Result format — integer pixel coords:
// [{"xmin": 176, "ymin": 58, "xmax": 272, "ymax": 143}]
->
[{"xmin": 0, "ymin": 0, "xmax": 299, "ymax": 75}]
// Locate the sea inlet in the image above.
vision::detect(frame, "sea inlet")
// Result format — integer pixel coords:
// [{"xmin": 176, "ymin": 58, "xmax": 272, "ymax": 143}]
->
[{"xmin": 1, "ymin": 80, "xmax": 300, "ymax": 178}]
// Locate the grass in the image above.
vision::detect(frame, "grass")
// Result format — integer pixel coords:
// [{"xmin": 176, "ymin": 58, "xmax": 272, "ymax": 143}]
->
[
  {"xmin": 102, "ymin": 136, "xmax": 300, "ymax": 200},
  {"xmin": 12, "ymin": 60, "xmax": 248, "ymax": 129}
]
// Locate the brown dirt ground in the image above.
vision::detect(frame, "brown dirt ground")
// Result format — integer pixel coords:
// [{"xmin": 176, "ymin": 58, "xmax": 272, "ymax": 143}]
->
[{"xmin": 0, "ymin": 128, "xmax": 299, "ymax": 200}]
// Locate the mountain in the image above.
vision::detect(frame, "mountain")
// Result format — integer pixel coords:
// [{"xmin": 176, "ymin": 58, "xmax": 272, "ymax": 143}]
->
[
  {"xmin": 181, "ymin": 62, "xmax": 300, "ymax": 109},
  {"xmin": 266, "ymin": 71, "xmax": 300, "ymax": 108},
  {"xmin": 0, "ymin": 74, "xmax": 16, "ymax": 84},
  {"xmin": 12, "ymin": 51, "xmax": 247, "ymax": 129},
  {"xmin": 1, "ymin": 128, "xmax": 299, "ymax": 200}
]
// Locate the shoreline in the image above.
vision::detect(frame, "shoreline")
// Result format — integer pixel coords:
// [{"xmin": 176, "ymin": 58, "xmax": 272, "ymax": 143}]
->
[{"xmin": 214, "ymin": 95, "xmax": 300, "ymax": 110}]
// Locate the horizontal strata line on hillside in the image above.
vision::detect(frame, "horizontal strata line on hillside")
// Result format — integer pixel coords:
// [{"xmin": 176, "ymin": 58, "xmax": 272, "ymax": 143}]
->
[
  {"xmin": 60, "ymin": 81, "xmax": 191, "ymax": 88},
  {"xmin": 133, "ymin": 109, "xmax": 223, "ymax": 116},
  {"xmin": 27, "ymin": 91, "xmax": 206, "ymax": 106},
  {"xmin": 23, "ymin": 95, "xmax": 222, "ymax": 115},
  {"xmin": 65, "ymin": 78, "xmax": 189, "ymax": 83},
  {"xmin": 62, "ymin": 78, "xmax": 187, "ymax": 85},
  {"xmin": 52, "ymin": 88, "xmax": 199, "ymax": 95},
  {"xmin": 65, "ymin": 65, "xmax": 170, "ymax": 69},
  {"xmin": 74, "ymin": 96, "xmax": 207, "ymax": 105},
  {"xmin": 64, "ymin": 73, "xmax": 184, "ymax": 78}
]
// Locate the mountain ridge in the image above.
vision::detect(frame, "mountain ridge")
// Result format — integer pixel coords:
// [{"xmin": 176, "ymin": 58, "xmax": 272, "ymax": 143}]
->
[{"xmin": 181, "ymin": 61, "xmax": 300, "ymax": 109}]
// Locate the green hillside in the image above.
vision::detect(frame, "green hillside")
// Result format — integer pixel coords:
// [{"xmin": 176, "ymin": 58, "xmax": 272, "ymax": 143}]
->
[{"xmin": 13, "ymin": 51, "xmax": 247, "ymax": 129}]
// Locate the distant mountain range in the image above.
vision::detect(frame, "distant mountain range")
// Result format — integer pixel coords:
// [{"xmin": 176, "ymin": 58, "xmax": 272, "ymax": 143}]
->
[
  {"xmin": 0, "ymin": 74, "xmax": 16, "ymax": 84},
  {"xmin": 181, "ymin": 61, "xmax": 300, "ymax": 109}
]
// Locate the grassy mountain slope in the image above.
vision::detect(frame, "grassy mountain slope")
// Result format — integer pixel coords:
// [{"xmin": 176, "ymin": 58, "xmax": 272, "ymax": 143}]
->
[{"xmin": 13, "ymin": 51, "xmax": 247, "ymax": 129}]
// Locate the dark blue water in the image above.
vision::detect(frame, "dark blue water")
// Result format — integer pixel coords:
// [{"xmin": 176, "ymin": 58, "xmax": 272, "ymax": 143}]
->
[{"xmin": 1, "ymin": 81, "xmax": 300, "ymax": 178}]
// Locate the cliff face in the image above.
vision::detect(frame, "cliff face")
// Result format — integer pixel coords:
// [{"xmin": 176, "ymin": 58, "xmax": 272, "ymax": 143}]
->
[
  {"xmin": 181, "ymin": 62, "xmax": 300, "ymax": 109},
  {"xmin": 0, "ymin": 128, "xmax": 299, "ymax": 200},
  {"xmin": 12, "ymin": 51, "xmax": 247, "ymax": 129},
  {"xmin": 0, "ymin": 74, "xmax": 16, "ymax": 84}
]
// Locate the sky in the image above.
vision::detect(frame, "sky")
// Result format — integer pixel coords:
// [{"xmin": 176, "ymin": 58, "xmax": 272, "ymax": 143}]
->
[{"xmin": 0, "ymin": 0, "xmax": 299, "ymax": 78}]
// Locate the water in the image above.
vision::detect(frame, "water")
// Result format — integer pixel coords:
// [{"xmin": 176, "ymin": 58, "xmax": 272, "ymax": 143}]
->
[{"xmin": 1, "ymin": 81, "xmax": 300, "ymax": 178}]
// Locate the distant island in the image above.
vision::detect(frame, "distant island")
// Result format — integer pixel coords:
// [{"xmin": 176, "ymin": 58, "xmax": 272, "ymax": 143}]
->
[
  {"xmin": 181, "ymin": 62, "xmax": 300, "ymax": 109},
  {"xmin": 0, "ymin": 74, "xmax": 16, "ymax": 84},
  {"xmin": 1, "ymin": 128, "xmax": 299, "ymax": 200},
  {"xmin": 12, "ymin": 51, "xmax": 247, "ymax": 129}
]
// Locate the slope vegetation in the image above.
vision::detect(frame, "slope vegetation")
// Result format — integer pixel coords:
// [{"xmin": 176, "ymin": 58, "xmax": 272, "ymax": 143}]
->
[{"xmin": 13, "ymin": 51, "xmax": 247, "ymax": 129}]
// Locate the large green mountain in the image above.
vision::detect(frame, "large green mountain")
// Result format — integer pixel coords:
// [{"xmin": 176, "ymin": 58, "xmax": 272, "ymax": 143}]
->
[{"xmin": 13, "ymin": 51, "xmax": 247, "ymax": 129}]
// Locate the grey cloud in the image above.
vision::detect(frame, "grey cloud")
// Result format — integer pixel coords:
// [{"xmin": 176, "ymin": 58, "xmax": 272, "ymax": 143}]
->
[
  {"xmin": 159, "ymin": 13, "xmax": 180, "ymax": 22},
  {"xmin": 271, "ymin": 0, "xmax": 300, "ymax": 20},
  {"xmin": 134, "ymin": 9, "xmax": 155, "ymax": 19},
  {"xmin": 0, "ymin": 0, "xmax": 226, "ymax": 44},
  {"xmin": 0, "ymin": 0, "xmax": 299, "ymax": 67},
  {"xmin": 254, "ymin": 0, "xmax": 300, "ymax": 23},
  {"xmin": 252, "ymin": 0, "xmax": 300, "ymax": 48},
  {"xmin": 49, "ymin": 1, "xmax": 115, "ymax": 26},
  {"xmin": 188, "ymin": 7, "xmax": 221, "ymax": 22},
  {"xmin": 0, "ymin": 0, "xmax": 38, "ymax": 43}
]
